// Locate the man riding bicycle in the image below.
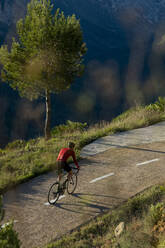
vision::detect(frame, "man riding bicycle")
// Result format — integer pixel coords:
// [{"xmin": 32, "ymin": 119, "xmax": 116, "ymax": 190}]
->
[{"xmin": 57, "ymin": 142, "xmax": 80, "ymax": 185}]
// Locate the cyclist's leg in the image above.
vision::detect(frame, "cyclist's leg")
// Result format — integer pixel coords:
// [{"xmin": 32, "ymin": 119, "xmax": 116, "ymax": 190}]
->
[
  {"xmin": 58, "ymin": 173, "xmax": 62, "ymax": 182},
  {"xmin": 67, "ymin": 170, "xmax": 73, "ymax": 181},
  {"xmin": 63, "ymin": 162, "xmax": 72, "ymax": 181},
  {"xmin": 57, "ymin": 161, "xmax": 63, "ymax": 184}
]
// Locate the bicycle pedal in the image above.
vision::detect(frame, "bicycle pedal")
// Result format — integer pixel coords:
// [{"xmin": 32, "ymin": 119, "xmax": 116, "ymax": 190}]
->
[{"xmin": 60, "ymin": 190, "xmax": 64, "ymax": 195}]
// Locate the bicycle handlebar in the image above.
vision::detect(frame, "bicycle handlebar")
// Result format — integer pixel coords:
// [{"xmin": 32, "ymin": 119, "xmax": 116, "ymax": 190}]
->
[
  {"xmin": 70, "ymin": 165, "xmax": 79, "ymax": 169},
  {"xmin": 70, "ymin": 166, "xmax": 79, "ymax": 174}
]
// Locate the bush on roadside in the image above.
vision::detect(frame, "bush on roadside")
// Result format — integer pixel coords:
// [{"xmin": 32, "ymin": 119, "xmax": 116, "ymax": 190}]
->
[
  {"xmin": 0, "ymin": 149, "xmax": 5, "ymax": 157},
  {"xmin": 6, "ymin": 140, "xmax": 26, "ymax": 150},
  {"xmin": 0, "ymin": 223, "xmax": 21, "ymax": 248},
  {"xmin": 146, "ymin": 97, "xmax": 165, "ymax": 112},
  {"xmin": 148, "ymin": 203, "xmax": 165, "ymax": 226},
  {"xmin": 0, "ymin": 195, "xmax": 20, "ymax": 247},
  {"xmin": 51, "ymin": 120, "xmax": 87, "ymax": 136}
]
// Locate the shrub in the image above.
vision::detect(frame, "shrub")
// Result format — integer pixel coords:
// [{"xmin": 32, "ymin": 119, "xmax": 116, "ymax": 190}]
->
[
  {"xmin": 31, "ymin": 161, "xmax": 45, "ymax": 175},
  {"xmin": 148, "ymin": 203, "xmax": 165, "ymax": 226},
  {"xmin": 25, "ymin": 138, "xmax": 40, "ymax": 151},
  {"xmin": 6, "ymin": 140, "xmax": 26, "ymax": 150},
  {"xmin": 146, "ymin": 97, "xmax": 165, "ymax": 112},
  {"xmin": 4, "ymin": 163, "xmax": 15, "ymax": 173},
  {"xmin": 0, "ymin": 196, "xmax": 20, "ymax": 247},
  {"xmin": 0, "ymin": 223, "xmax": 21, "ymax": 248},
  {"xmin": 51, "ymin": 120, "xmax": 87, "ymax": 136},
  {"xmin": 120, "ymin": 186, "xmax": 165, "ymax": 221},
  {"xmin": 0, "ymin": 149, "xmax": 5, "ymax": 157}
]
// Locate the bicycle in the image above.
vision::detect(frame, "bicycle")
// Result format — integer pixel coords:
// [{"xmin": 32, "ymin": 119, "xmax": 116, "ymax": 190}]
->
[{"xmin": 48, "ymin": 166, "xmax": 79, "ymax": 205}]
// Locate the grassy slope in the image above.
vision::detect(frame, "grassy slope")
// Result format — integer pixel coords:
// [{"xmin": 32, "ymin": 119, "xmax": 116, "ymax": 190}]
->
[
  {"xmin": 46, "ymin": 184, "xmax": 165, "ymax": 248},
  {"xmin": 0, "ymin": 103, "xmax": 165, "ymax": 194}
]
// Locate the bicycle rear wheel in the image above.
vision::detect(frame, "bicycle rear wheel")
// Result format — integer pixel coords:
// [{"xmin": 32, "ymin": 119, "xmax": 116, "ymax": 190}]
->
[
  {"xmin": 48, "ymin": 182, "xmax": 60, "ymax": 204},
  {"xmin": 67, "ymin": 173, "xmax": 77, "ymax": 194}
]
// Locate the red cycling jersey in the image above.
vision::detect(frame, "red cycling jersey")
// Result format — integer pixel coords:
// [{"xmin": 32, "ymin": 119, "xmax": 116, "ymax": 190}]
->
[{"xmin": 57, "ymin": 148, "xmax": 79, "ymax": 168}]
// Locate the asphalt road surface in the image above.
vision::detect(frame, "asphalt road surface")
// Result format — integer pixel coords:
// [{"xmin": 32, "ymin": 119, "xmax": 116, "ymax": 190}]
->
[{"xmin": 2, "ymin": 121, "xmax": 165, "ymax": 248}]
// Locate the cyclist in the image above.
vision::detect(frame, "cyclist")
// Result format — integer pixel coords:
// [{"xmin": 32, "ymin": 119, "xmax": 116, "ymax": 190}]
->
[{"xmin": 57, "ymin": 142, "xmax": 79, "ymax": 186}]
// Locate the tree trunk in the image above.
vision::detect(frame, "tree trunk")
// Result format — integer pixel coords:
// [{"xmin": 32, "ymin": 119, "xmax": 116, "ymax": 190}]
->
[{"xmin": 45, "ymin": 89, "xmax": 51, "ymax": 140}]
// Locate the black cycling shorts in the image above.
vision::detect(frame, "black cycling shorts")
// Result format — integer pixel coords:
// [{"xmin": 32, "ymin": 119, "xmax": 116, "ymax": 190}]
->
[{"xmin": 57, "ymin": 160, "xmax": 71, "ymax": 174}]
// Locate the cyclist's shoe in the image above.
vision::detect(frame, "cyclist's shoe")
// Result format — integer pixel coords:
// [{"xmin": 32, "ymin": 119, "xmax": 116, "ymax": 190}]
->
[
  {"xmin": 53, "ymin": 192, "xmax": 57, "ymax": 197},
  {"xmin": 59, "ymin": 188, "xmax": 65, "ymax": 195}
]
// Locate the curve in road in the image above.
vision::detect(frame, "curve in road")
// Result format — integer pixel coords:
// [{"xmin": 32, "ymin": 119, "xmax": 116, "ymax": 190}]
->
[{"xmin": 2, "ymin": 122, "xmax": 165, "ymax": 248}]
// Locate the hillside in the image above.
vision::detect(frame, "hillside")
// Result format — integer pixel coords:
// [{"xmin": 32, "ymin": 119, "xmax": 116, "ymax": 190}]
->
[
  {"xmin": 1, "ymin": 98, "xmax": 165, "ymax": 248},
  {"xmin": 46, "ymin": 184, "xmax": 165, "ymax": 248},
  {"xmin": 0, "ymin": 97, "xmax": 165, "ymax": 194}
]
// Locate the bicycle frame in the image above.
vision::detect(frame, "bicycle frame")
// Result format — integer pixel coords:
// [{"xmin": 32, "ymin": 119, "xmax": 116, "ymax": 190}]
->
[
  {"xmin": 48, "ymin": 166, "xmax": 79, "ymax": 204},
  {"xmin": 60, "ymin": 167, "xmax": 79, "ymax": 191}
]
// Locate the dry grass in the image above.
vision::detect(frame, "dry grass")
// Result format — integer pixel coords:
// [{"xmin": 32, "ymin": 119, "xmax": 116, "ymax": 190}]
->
[{"xmin": 45, "ymin": 185, "xmax": 165, "ymax": 248}]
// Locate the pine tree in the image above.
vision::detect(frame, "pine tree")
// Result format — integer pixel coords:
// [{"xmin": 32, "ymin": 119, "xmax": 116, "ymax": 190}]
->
[{"xmin": 0, "ymin": 0, "xmax": 87, "ymax": 139}]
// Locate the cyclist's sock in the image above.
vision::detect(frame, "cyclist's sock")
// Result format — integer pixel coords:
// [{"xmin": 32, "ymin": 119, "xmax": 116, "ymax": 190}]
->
[{"xmin": 63, "ymin": 182, "xmax": 66, "ymax": 189}]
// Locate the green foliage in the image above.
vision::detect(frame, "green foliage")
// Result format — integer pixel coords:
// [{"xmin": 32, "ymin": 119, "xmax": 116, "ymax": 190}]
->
[
  {"xmin": 148, "ymin": 203, "xmax": 165, "ymax": 225},
  {"xmin": 4, "ymin": 163, "xmax": 15, "ymax": 174},
  {"xmin": 0, "ymin": 149, "xmax": 5, "ymax": 157},
  {"xmin": 51, "ymin": 120, "xmax": 87, "ymax": 136},
  {"xmin": 0, "ymin": 223, "xmax": 20, "ymax": 248},
  {"xmin": 124, "ymin": 186, "xmax": 165, "ymax": 219},
  {"xmin": 31, "ymin": 160, "xmax": 45, "ymax": 175},
  {"xmin": 6, "ymin": 140, "xmax": 26, "ymax": 150},
  {"xmin": 0, "ymin": 196, "xmax": 4, "ymax": 222},
  {"xmin": 0, "ymin": 196, "xmax": 20, "ymax": 247},
  {"xmin": 0, "ymin": 0, "xmax": 87, "ymax": 99},
  {"xmin": 146, "ymin": 97, "xmax": 165, "ymax": 112}
]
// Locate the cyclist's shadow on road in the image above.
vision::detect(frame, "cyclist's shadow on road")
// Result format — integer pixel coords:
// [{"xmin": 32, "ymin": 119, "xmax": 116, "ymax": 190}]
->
[{"xmin": 53, "ymin": 192, "xmax": 125, "ymax": 216}]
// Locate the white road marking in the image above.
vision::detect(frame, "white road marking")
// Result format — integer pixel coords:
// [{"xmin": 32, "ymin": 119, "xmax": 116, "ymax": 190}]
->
[
  {"xmin": 1, "ymin": 220, "xmax": 18, "ymax": 228},
  {"xmin": 90, "ymin": 173, "xmax": 115, "ymax": 183},
  {"xmin": 44, "ymin": 195, "xmax": 66, "ymax": 205},
  {"xmin": 136, "ymin": 158, "xmax": 160, "ymax": 166}
]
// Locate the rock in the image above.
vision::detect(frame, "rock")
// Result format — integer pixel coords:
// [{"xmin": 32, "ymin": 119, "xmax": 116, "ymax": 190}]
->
[{"xmin": 115, "ymin": 222, "xmax": 125, "ymax": 237}]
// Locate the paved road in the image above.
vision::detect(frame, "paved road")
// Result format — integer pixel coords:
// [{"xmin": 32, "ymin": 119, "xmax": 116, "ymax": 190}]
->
[
  {"xmin": 2, "ymin": 122, "xmax": 165, "ymax": 248},
  {"xmin": 81, "ymin": 121, "xmax": 165, "ymax": 157}
]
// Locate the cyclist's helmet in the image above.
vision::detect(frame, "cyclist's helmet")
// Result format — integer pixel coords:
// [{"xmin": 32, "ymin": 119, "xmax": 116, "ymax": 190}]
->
[{"xmin": 68, "ymin": 142, "xmax": 75, "ymax": 149}]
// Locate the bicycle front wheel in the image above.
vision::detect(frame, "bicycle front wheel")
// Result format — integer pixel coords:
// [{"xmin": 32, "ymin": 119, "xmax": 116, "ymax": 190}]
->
[
  {"xmin": 48, "ymin": 182, "xmax": 60, "ymax": 205},
  {"xmin": 67, "ymin": 173, "xmax": 77, "ymax": 194}
]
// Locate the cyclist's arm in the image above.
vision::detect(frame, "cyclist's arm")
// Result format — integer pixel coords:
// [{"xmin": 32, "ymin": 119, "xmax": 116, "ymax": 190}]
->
[{"xmin": 72, "ymin": 151, "xmax": 79, "ymax": 169}]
